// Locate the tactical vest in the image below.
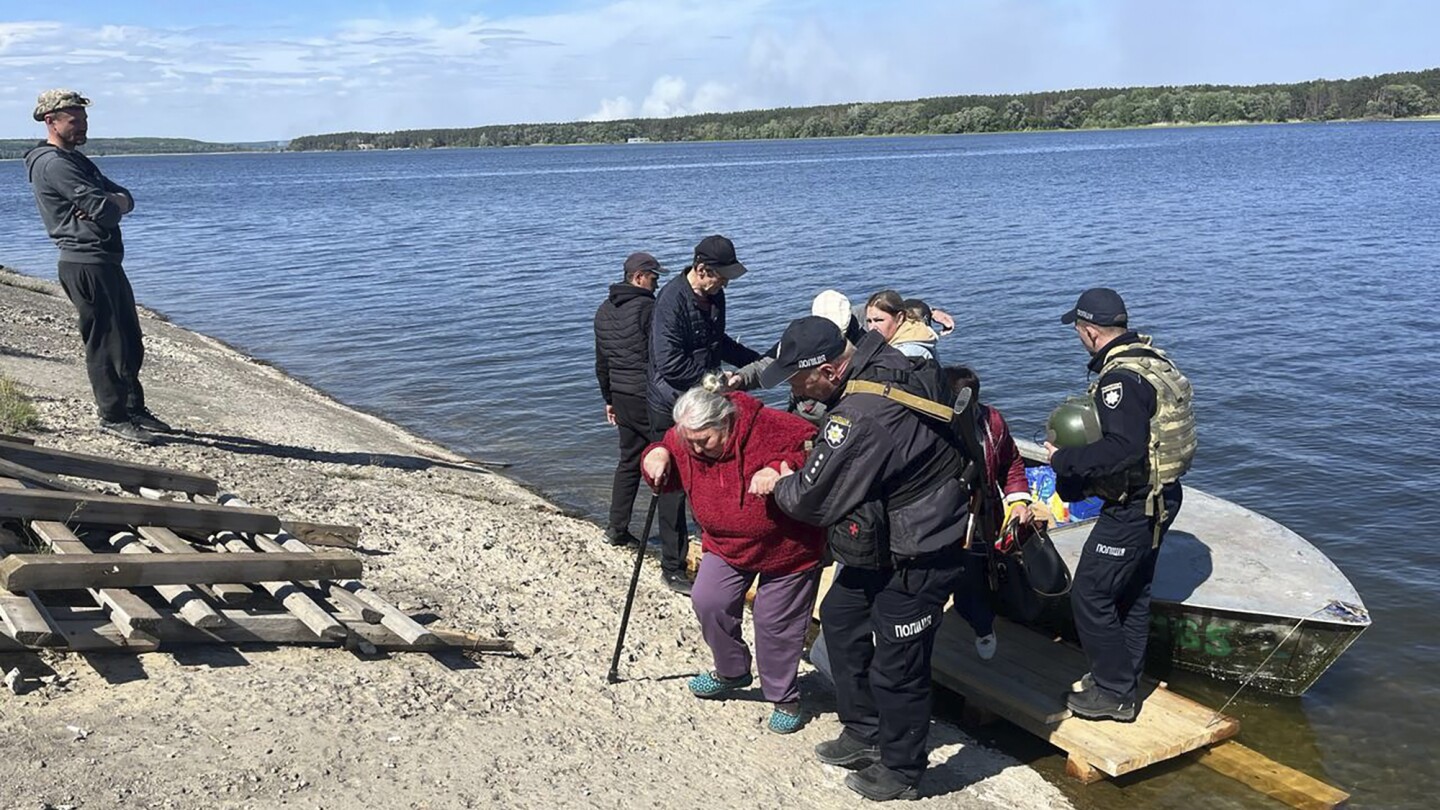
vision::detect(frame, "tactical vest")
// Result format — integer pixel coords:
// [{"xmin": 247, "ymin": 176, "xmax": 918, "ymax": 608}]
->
[{"xmin": 1088, "ymin": 336, "xmax": 1197, "ymax": 498}]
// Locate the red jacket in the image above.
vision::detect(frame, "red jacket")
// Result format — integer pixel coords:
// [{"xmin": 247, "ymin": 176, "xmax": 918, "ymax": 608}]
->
[
  {"xmin": 643, "ymin": 392, "xmax": 823, "ymax": 575},
  {"xmin": 981, "ymin": 404, "xmax": 1030, "ymax": 502}
]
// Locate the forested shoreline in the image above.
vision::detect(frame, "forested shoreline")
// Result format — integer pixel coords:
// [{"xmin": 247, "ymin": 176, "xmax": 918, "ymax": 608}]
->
[
  {"xmin": 0, "ymin": 137, "xmax": 283, "ymax": 160},
  {"xmin": 289, "ymin": 68, "xmax": 1439, "ymax": 151}
]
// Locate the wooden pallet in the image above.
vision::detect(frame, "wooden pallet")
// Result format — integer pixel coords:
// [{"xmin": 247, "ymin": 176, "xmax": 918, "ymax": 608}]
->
[
  {"xmin": 934, "ymin": 615, "xmax": 1238, "ymax": 781},
  {"xmin": 0, "ymin": 442, "xmax": 510, "ymax": 663}
]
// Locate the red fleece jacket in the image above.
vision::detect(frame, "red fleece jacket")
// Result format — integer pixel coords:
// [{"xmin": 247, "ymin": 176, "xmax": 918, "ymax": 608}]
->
[{"xmin": 643, "ymin": 392, "xmax": 823, "ymax": 575}]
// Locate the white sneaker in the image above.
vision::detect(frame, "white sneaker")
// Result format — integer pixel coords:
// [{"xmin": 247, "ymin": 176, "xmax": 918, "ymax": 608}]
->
[{"xmin": 975, "ymin": 633, "xmax": 997, "ymax": 661}]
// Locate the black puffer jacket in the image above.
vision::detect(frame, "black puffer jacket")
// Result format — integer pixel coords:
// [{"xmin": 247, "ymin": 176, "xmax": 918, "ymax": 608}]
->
[
  {"xmin": 594, "ymin": 283, "xmax": 655, "ymax": 403},
  {"xmin": 645, "ymin": 273, "xmax": 761, "ymax": 412}
]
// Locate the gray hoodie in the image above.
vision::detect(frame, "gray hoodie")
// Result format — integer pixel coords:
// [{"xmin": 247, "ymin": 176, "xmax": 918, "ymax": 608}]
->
[{"xmin": 24, "ymin": 143, "xmax": 132, "ymax": 265}]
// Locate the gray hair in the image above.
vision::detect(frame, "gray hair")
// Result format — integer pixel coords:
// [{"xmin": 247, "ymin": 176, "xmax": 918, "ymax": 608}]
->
[{"xmin": 672, "ymin": 386, "xmax": 736, "ymax": 432}]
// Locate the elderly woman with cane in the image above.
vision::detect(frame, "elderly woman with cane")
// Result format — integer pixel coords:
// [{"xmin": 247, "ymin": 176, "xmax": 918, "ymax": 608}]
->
[{"xmin": 642, "ymin": 385, "xmax": 823, "ymax": 733}]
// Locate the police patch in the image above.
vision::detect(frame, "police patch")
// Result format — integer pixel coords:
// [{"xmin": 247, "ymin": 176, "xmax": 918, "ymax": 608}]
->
[
  {"xmin": 1101, "ymin": 382, "xmax": 1123, "ymax": 409},
  {"xmin": 823, "ymin": 416, "xmax": 851, "ymax": 448}
]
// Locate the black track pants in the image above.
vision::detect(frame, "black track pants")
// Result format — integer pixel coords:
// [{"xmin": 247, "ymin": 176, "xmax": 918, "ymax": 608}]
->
[{"xmin": 57, "ymin": 261, "xmax": 145, "ymax": 423}]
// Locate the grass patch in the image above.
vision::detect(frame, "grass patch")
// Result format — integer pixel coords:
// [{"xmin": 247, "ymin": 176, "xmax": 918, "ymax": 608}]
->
[{"xmin": 0, "ymin": 375, "xmax": 40, "ymax": 433}]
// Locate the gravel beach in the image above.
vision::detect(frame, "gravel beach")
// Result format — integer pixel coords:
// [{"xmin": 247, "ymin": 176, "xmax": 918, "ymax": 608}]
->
[{"xmin": 0, "ymin": 268, "xmax": 1072, "ymax": 809}]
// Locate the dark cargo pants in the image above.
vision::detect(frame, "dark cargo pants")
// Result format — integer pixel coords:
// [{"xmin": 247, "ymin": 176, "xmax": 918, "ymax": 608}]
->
[
  {"xmin": 1070, "ymin": 483, "xmax": 1183, "ymax": 701},
  {"xmin": 819, "ymin": 557, "xmax": 962, "ymax": 784}
]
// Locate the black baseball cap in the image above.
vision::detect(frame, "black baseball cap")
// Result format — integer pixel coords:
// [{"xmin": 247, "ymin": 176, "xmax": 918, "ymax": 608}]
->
[
  {"xmin": 693, "ymin": 235, "xmax": 747, "ymax": 280},
  {"xmin": 1060, "ymin": 287, "xmax": 1128, "ymax": 327},
  {"xmin": 623, "ymin": 251, "xmax": 666, "ymax": 277},
  {"xmin": 757, "ymin": 316, "xmax": 847, "ymax": 389}
]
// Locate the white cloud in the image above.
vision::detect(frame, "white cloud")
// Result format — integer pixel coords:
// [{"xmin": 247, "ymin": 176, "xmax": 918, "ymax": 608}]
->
[
  {"xmin": 587, "ymin": 75, "xmax": 741, "ymax": 122},
  {"xmin": 2, "ymin": 1, "xmax": 1434, "ymax": 141},
  {"xmin": 586, "ymin": 96, "xmax": 635, "ymax": 121}
]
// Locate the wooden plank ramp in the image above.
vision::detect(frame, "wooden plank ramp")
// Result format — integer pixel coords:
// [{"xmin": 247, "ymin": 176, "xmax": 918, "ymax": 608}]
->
[{"xmin": 933, "ymin": 615, "xmax": 1239, "ymax": 781}]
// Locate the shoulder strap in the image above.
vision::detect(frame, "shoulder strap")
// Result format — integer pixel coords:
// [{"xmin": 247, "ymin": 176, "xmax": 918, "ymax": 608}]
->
[{"xmin": 843, "ymin": 379, "xmax": 954, "ymax": 422}]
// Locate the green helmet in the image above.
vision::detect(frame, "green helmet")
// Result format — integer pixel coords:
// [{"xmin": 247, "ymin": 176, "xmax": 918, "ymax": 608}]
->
[{"xmin": 1047, "ymin": 395, "xmax": 1102, "ymax": 448}]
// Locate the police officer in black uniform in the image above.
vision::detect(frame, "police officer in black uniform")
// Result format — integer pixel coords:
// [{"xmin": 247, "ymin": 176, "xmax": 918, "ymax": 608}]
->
[
  {"xmin": 749, "ymin": 316, "xmax": 969, "ymax": 801},
  {"xmin": 1046, "ymin": 288, "xmax": 1190, "ymax": 721}
]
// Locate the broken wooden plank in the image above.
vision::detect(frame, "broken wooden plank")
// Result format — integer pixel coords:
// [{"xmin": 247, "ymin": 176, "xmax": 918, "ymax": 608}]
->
[
  {"xmin": 281, "ymin": 520, "xmax": 359, "ymax": 549},
  {"xmin": 0, "ymin": 457, "xmax": 88, "ymax": 493},
  {"xmin": 216, "ymin": 492, "xmax": 437, "ymax": 646},
  {"xmin": 250, "ymin": 534, "xmax": 380, "ymax": 622},
  {"xmin": 0, "ymin": 489, "xmax": 279, "ymax": 534},
  {"xmin": 0, "ymin": 438, "xmax": 218, "ymax": 495},
  {"xmin": 0, "ymin": 551, "xmax": 362, "ymax": 591},
  {"xmin": 0, "ymin": 605, "xmax": 516, "ymax": 656},
  {"xmin": 0, "ymin": 527, "xmax": 59, "ymax": 647},
  {"xmin": 1194, "ymin": 740, "xmax": 1351, "ymax": 810},
  {"xmin": 0, "ymin": 593, "xmax": 56, "ymax": 647},
  {"xmin": 6, "ymin": 607, "xmax": 159, "ymax": 652},
  {"xmin": 431, "ymin": 627, "xmax": 516, "ymax": 654},
  {"xmin": 214, "ymin": 531, "xmax": 347, "ymax": 641},
  {"xmin": 107, "ymin": 531, "xmax": 225, "ymax": 630},
  {"xmin": 134, "ymin": 525, "xmax": 255, "ymax": 605},
  {"xmin": 29, "ymin": 520, "xmax": 163, "ymax": 640},
  {"xmin": 336, "ymin": 579, "xmax": 441, "ymax": 646},
  {"xmin": 0, "ymin": 607, "xmax": 436, "ymax": 652}
]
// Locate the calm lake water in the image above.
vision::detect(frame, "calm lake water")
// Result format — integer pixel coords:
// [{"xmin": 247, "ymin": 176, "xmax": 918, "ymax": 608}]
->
[{"xmin": 3, "ymin": 124, "xmax": 1437, "ymax": 808}]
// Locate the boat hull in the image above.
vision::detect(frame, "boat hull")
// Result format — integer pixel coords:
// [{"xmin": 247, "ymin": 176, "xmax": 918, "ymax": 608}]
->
[
  {"xmin": 1147, "ymin": 602, "xmax": 1367, "ymax": 697},
  {"xmin": 1002, "ymin": 440, "xmax": 1371, "ymax": 697}
]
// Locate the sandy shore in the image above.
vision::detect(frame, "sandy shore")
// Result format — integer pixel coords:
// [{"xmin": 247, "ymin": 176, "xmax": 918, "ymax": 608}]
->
[{"xmin": 0, "ymin": 269, "xmax": 1072, "ymax": 809}]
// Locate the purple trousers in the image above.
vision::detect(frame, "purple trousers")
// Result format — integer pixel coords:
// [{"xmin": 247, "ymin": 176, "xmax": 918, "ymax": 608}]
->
[{"xmin": 691, "ymin": 553, "xmax": 820, "ymax": 705}]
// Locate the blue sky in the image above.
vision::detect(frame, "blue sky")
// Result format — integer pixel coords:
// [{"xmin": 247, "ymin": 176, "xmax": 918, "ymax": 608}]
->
[{"xmin": 2, "ymin": 0, "xmax": 1436, "ymax": 141}]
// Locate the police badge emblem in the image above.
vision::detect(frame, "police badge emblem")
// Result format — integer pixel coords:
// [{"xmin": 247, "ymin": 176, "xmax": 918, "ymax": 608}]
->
[
  {"xmin": 1101, "ymin": 382, "xmax": 1123, "ymax": 409},
  {"xmin": 823, "ymin": 416, "xmax": 851, "ymax": 448}
]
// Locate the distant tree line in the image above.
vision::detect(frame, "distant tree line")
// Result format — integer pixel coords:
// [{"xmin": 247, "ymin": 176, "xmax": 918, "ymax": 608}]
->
[
  {"xmin": 288, "ymin": 68, "xmax": 1440, "ymax": 152},
  {"xmin": 0, "ymin": 138, "xmax": 282, "ymax": 160}
]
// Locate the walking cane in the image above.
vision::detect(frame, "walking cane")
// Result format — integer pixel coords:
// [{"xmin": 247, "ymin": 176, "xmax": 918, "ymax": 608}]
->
[{"xmin": 606, "ymin": 494, "xmax": 661, "ymax": 684}]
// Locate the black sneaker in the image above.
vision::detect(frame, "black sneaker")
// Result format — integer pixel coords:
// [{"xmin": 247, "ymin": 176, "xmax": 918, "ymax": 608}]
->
[
  {"xmin": 99, "ymin": 419, "xmax": 157, "ymax": 446},
  {"xmin": 844, "ymin": 763, "xmax": 919, "ymax": 801},
  {"xmin": 605, "ymin": 528, "xmax": 639, "ymax": 547},
  {"xmin": 814, "ymin": 730, "xmax": 880, "ymax": 770},
  {"xmin": 1066, "ymin": 684, "xmax": 1137, "ymax": 722},
  {"xmin": 130, "ymin": 407, "xmax": 172, "ymax": 433},
  {"xmin": 660, "ymin": 570, "xmax": 693, "ymax": 596}
]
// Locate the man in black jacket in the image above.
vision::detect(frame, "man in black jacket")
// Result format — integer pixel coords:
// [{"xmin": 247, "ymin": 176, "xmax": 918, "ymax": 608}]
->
[
  {"xmin": 594, "ymin": 252, "xmax": 664, "ymax": 545},
  {"xmin": 751, "ymin": 317, "xmax": 969, "ymax": 801},
  {"xmin": 645, "ymin": 235, "xmax": 762, "ymax": 594},
  {"xmin": 24, "ymin": 89, "xmax": 169, "ymax": 445},
  {"xmin": 1046, "ymin": 288, "xmax": 1193, "ymax": 722}
]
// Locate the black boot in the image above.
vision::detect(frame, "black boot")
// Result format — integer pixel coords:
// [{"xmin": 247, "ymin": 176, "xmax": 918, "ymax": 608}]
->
[
  {"xmin": 604, "ymin": 528, "xmax": 638, "ymax": 546},
  {"xmin": 99, "ymin": 419, "xmax": 157, "ymax": 446},
  {"xmin": 814, "ymin": 730, "xmax": 880, "ymax": 770},
  {"xmin": 844, "ymin": 763, "xmax": 919, "ymax": 801},
  {"xmin": 1066, "ymin": 684, "xmax": 1136, "ymax": 722},
  {"xmin": 660, "ymin": 570, "xmax": 693, "ymax": 596},
  {"xmin": 129, "ymin": 407, "xmax": 172, "ymax": 433}
]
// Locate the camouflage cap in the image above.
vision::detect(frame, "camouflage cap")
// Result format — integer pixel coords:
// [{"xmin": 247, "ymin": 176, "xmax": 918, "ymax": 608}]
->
[{"xmin": 33, "ymin": 89, "xmax": 91, "ymax": 122}]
